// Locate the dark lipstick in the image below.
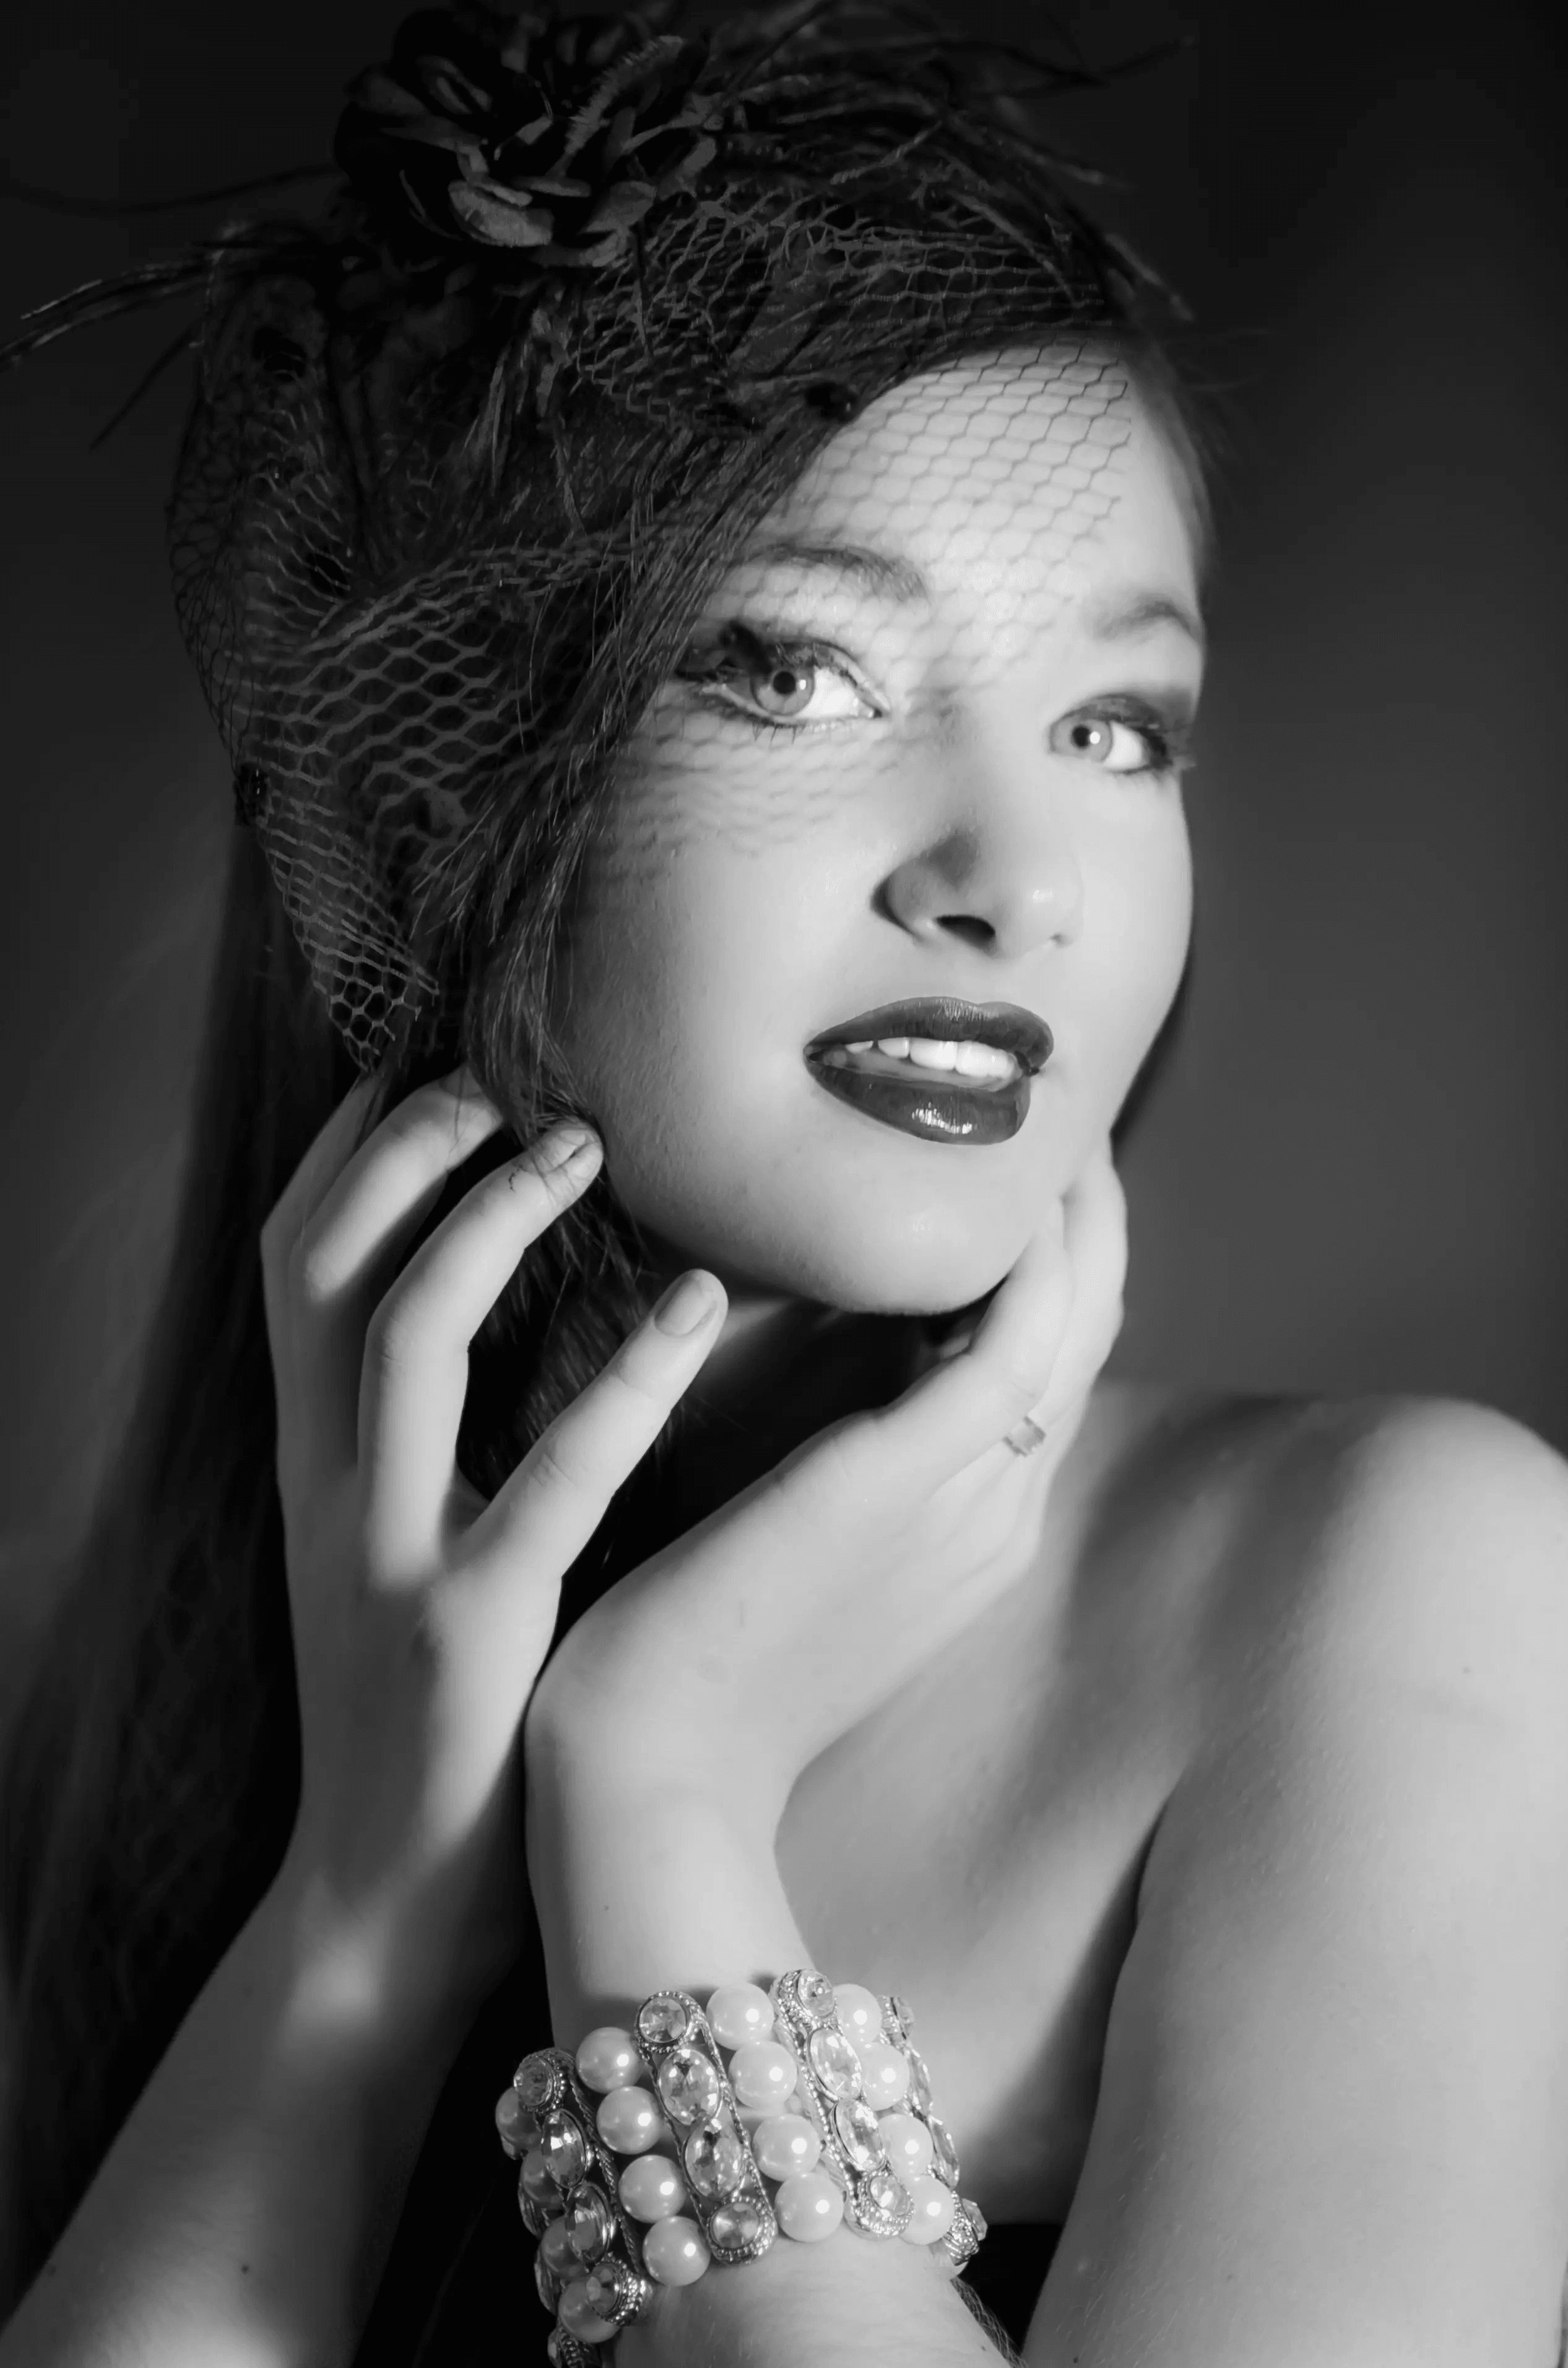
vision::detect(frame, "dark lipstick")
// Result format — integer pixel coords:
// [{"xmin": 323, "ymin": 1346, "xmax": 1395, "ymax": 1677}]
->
[{"xmin": 803, "ymin": 999, "xmax": 1053, "ymax": 1147}]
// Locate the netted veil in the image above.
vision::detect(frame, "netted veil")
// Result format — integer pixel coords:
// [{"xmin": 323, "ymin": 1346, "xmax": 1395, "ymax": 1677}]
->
[{"xmin": 8, "ymin": 0, "xmax": 1186, "ymax": 1085}]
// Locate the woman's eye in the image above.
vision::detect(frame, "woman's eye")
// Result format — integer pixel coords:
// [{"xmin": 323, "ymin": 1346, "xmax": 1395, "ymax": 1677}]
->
[
  {"xmin": 677, "ymin": 626, "xmax": 880, "ymax": 731},
  {"xmin": 1049, "ymin": 703, "xmax": 1189, "ymax": 777}
]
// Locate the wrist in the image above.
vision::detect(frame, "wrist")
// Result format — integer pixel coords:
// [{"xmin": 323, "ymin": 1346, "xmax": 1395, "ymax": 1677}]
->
[
  {"xmin": 526, "ymin": 1675, "xmax": 792, "ymax": 1852},
  {"xmin": 525, "ymin": 1751, "xmax": 804, "ymax": 2044},
  {"xmin": 504, "ymin": 1972, "xmax": 988, "ymax": 2362},
  {"xmin": 267, "ymin": 1849, "xmax": 506, "ymax": 2061},
  {"xmin": 618, "ymin": 2223, "xmax": 997, "ymax": 2368}
]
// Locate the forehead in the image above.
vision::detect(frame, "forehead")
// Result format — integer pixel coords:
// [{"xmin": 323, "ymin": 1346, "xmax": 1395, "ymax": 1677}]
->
[{"xmin": 758, "ymin": 344, "xmax": 1198, "ymax": 628}]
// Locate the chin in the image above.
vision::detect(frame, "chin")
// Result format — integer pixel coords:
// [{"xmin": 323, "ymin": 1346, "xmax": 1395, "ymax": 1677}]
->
[{"xmin": 622, "ymin": 1148, "xmax": 1038, "ymax": 1317}]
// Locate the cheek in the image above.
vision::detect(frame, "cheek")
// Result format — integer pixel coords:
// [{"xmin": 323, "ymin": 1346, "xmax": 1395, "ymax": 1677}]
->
[
  {"xmin": 589, "ymin": 712, "xmax": 860, "ymax": 874},
  {"xmin": 556, "ymin": 807, "xmax": 837, "ymax": 1162},
  {"xmin": 1080, "ymin": 800, "xmax": 1193, "ymax": 1095}
]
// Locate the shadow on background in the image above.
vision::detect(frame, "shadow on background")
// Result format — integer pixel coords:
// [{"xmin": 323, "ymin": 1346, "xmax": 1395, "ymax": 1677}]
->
[{"xmin": 1, "ymin": 0, "xmax": 1565, "ymax": 1714}]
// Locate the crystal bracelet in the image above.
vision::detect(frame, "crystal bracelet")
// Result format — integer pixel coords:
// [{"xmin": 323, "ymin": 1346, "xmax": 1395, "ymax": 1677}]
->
[{"xmin": 495, "ymin": 1972, "xmax": 987, "ymax": 2364}]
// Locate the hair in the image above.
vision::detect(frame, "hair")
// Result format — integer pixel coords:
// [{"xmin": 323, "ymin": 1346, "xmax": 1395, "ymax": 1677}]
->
[{"xmin": 0, "ymin": 0, "xmax": 1216, "ymax": 2309}]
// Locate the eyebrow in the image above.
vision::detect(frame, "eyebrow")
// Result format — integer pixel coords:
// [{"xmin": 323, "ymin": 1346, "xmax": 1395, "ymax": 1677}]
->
[
  {"xmin": 740, "ymin": 537, "xmax": 931, "ymax": 604},
  {"xmin": 1082, "ymin": 589, "xmax": 1206, "ymax": 651},
  {"xmin": 737, "ymin": 538, "xmax": 1206, "ymax": 651}
]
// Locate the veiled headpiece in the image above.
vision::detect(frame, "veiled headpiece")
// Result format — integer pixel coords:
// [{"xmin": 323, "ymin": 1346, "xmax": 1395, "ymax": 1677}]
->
[{"xmin": 4, "ymin": 1, "xmax": 1180, "ymax": 1073}]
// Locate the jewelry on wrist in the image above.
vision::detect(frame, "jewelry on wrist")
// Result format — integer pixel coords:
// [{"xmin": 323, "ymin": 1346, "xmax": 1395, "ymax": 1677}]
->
[{"xmin": 495, "ymin": 1972, "xmax": 987, "ymax": 2362}]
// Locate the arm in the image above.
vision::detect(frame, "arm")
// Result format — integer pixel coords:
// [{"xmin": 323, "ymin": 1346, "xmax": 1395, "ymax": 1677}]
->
[
  {"xmin": 526, "ymin": 1758, "xmax": 1000, "ymax": 2368},
  {"xmin": 519, "ymin": 1153, "xmax": 1125, "ymax": 2368},
  {"xmin": 0, "ymin": 1080, "xmax": 732, "ymax": 2366},
  {"xmin": 0, "ymin": 1865, "xmax": 477, "ymax": 2368},
  {"xmin": 1025, "ymin": 1399, "xmax": 1568, "ymax": 2368}
]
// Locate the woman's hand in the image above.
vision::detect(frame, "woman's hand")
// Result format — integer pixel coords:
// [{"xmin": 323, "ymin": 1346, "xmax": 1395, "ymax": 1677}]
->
[
  {"xmin": 260, "ymin": 1072, "xmax": 726, "ymax": 2008},
  {"xmin": 527, "ymin": 1141, "xmax": 1126, "ymax": 1842}
]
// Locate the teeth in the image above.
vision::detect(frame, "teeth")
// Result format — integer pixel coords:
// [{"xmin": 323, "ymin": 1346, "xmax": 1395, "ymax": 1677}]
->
[
  {"xmin": 952, "ymin": 1039, "xmax": 1018, "ymax": 1081},
  {"xmin": 821, "ymin": 1034, "xmax": 1021, "ymax": 1082}
]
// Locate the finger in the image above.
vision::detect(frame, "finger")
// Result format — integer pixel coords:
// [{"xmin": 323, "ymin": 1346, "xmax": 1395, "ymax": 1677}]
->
[
  {"xmin": 870, "ymin": 1205, "xmax": 1076, "ymax": 1486},
  {"xmin": 1027, "ymin": 1143, "xmax": 1127, "ymax": 1434},
  {"xmin": 456, "ymin": 1267, "xmax": 727, "ymax": 1595},
  {"xmin": 282, "ymin": 1073, "xmax": 510, "ymax": 1472},
  {"xmin": 358, "ymin": 1127, "xmax": 607, "ymax": 1574},
  {"xmin": 298, "ymin": 1071, "xmax": 506, "ymax": 1309},
  {"xmin": 260, "ymin": 1077, "xmax": 384, "ymax": 1351}
]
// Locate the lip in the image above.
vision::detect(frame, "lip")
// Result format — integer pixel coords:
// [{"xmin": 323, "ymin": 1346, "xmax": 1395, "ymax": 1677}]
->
[
  {"xmin": 802, "ymin": 998, "xmax": 1054, "ymax": 1148},
  {"xmin": 807, "ymin": 999, "xmax": 1053, "ymax": 1072}
]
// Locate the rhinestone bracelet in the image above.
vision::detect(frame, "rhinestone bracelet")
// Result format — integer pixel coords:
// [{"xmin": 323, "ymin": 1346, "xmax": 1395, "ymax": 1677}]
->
[{"xmin": 495, "ymin": 1971, "xmax": 987, "ymax": 2363}]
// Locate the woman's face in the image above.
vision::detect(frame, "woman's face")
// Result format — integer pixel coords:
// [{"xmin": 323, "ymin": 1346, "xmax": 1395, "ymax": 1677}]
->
[{"xmin": 555, "ymin": 344, "xmax": 1202, "ymax": 1312}]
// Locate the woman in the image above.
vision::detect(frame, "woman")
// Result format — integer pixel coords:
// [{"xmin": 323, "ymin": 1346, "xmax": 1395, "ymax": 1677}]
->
[{"xmin": 4, "ymin": 4, "xmax": 1568, "ymax": 2362}]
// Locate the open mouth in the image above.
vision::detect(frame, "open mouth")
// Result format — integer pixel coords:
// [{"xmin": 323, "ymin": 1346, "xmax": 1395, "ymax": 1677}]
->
[{"xmin": 803, "ymin": 999, "xmax": 1053, "ymax": 1146}]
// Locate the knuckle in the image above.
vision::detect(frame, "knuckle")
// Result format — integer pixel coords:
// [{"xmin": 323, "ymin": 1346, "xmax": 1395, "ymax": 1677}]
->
[
  {"xmin": 995, "ymin": 1348, "xmax": 1053, "ymax": 1408},
  {"xmin": 604, "ymin": 1342, "xmax": 676, "ymax": 1413},
  {"xmin": 293, "ymin": 1231, "xmax": 339, "ymax": 1311},
  {"xmin": 362, "ymin": 1296, "xmax": 417, "ymax": 1383},
  {"xmin": 530, "ymin": 1427, "xmax": 593, "ymax": 1498}
]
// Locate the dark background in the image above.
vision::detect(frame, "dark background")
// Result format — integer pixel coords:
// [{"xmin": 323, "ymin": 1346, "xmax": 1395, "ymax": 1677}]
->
[{"xmin": 1, "ymin": 0, "xmax": 1565, "ymax": 1722}]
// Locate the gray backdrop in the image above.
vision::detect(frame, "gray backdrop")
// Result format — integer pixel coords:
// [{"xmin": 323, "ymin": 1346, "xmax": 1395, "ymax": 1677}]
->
[{"xmin": 1, "ymin": 0, "xmax": 1565, "ymax": 1723}]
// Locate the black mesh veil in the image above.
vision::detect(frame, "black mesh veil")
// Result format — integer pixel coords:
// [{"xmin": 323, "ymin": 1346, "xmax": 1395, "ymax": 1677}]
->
[{"xmin": 70, "ymin": 0, "xmax": 1189, "ymax": 1077}]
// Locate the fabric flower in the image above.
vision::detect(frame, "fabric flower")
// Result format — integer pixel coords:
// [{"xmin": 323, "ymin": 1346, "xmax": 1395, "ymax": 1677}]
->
[{"xmin": 334, "ymin": 4, "xmax": 727, "ymax": 273}]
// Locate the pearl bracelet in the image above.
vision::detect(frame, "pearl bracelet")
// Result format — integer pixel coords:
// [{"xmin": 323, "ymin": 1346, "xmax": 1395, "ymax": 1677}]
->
[{"xmin": 495, "ymin": 1972, "xmax": 986, "ymax": 2364}]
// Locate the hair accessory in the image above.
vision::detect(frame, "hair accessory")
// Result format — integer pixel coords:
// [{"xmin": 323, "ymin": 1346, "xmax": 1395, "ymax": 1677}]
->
[
  {"xmin": 1004, "ymin": 1416, "xmax": 1049, "ymax": 1457},
  {"xmin": 0, "ymin": 0, "xmax": 1185, "ymax": 1082},
  {"xmin": 496, "ymin": 1974, "xmax": 987, "ymax": 2358}
]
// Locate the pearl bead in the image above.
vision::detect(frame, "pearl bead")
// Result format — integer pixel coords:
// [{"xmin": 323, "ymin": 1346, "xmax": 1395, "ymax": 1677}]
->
[
  {"xmin": 729, "ymin": 2039, "xmax": 799, "ymax": 2110},
  {"xmin": 558, "ymin": 2280, "xmax": 618, "ymax": 2341},
  {"xmin": 575, "ymin": 2026, "xmax": 642, "ymax": 2093},
  {"xmin": 618, "ymin": 2153, "xmax": 687, "ymax": 2223},
  {"xmin": 857, "ymin": 2041, "xmax": 911, "ymax": 2110},
  {"xmin": 705, "ymin": 1980, "xmax": 776, "ymax": 2050},
  {"xmin": 901, "ymin": 2174, "xmax": 957, "ymax": 2245},
  {"xmin": 520, "ymin": 2147, "xmax": 557, "ymax": 2204},
  {"xmin": 641, "ymin": 2214, "xmax": 712, "ymax": 2287},
  {"xmin": 539, "ymin": 2216, "xmax": 579, "ymax": 2279},
  {"xmin": 752, "ymin": 2112, "xmax": 822, "ymax": 2180},
  {"xmin": 877, "ymin": 2111, "xmax": 935, "ymax": 2177},
  {"xmin": 774, "ymin": 2170, "xmax": 845, "ymax": 2242},
  {"xmin": 832, "ymin": 1983, "xmax": 884, "ymax": 2048},
  {"xmin": 595, "ymin": 2085, "xmax": 667, "ymax": 2156}
]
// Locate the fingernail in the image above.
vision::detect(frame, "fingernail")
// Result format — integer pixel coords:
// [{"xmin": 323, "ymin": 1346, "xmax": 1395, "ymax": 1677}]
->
[
  {"xmin": 652, "ymin": 1271, "xmax": 720, "ymax": 1337},
  {"xmin": 527, "ymin": 1124, "xmax": 599, "ymax": 1176}
]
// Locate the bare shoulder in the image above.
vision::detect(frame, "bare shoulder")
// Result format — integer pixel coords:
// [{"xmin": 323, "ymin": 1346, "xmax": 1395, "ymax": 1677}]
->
[
  {"xmin": 1031, "ymin": 1391, "xmax": 1568, "ymax": 2366},
  {"xmin": 1086, "ymin": 1377, "xmax": 1568, "ymax": 1723},
  {"xmin": 1188, "ymin": 1388, "xmax": 1568, "ymax": 1735}
]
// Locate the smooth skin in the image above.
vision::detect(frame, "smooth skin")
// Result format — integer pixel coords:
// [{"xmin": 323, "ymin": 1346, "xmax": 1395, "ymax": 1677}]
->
[{"xmin": 7, "ymin": 350, "xmax": 1568, "ymax": 2368}]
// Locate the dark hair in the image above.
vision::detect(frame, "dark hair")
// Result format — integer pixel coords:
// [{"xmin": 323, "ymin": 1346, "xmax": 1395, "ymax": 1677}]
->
[{"xmin": 0, "ymin": 2, "xmax": 1215, "ymax": 2305}]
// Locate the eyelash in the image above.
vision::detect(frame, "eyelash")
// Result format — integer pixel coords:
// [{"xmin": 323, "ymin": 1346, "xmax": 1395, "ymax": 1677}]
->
[
  {"xmin": 675, "ymin": 625, "xmax": 881, "ymax": 737},
  {"xmin": 1063, "ymin": 696, "xmax": 1197, "ymax": 780},
  {"xmin": 675, "ymin": 625, "xmax": 1195, "ymax": 774}
]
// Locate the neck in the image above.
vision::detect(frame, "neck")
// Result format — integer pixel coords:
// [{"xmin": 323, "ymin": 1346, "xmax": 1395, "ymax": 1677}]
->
[{"xmin": 667, "ymin": 1282, "xmax": 930, "ymax": 1526}]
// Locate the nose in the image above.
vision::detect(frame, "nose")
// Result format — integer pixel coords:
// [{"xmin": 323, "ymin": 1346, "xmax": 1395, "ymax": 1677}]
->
[{"xmin": 877, "ymin": 794, "xmax": 1085, "ymax": 961}]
